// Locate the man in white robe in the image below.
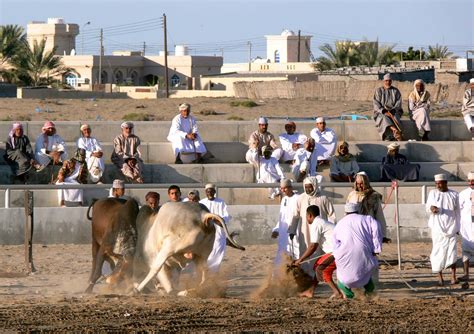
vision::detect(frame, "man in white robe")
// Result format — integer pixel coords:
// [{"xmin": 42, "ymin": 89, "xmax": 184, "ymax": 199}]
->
[
  {"xmin": 426, "ymin": 173, "xmax": 461, "ymax": 286},
  {"xmin": 56, "ymin": 149, "xmax": 88, "ymax": 206},
  {"xmin": 309, "ymin": 117, "xmax": 337, "ymax": 167},
  {"xmin": 35, "ymin": 121, "xmax": 67, "ymax": 169},
  {"xmin": 461, "ymin": 78, "xmax": 474, "ymax": 140},
  {"xmin": 408, "ymin": 79, "xmax": 431, "ymax": 141},
  {"xmin": 199, "ymin": 183, "xmax": 230, "ymax": 272},
  {"xmin": 278, "ymin": 121, "xmax": 307, "ymax": 163},
  {"xmin": 288, "ymin": 176, "xmax": 336, "ymax": 275},
  {"xmin": 292, "ymin": 138, "xmax": 322, "ymax": 183},
  {"xmin": 167, "ymin": 103, "xmax": 207, "ymax": 163},
  {"xmin": 77, "ymin": 124, "xmax": 104, "ymax": 183},
  {"xmin": 459, "ymin": 172, "xmax": 474, "ymax": 281},
  {"xmin": 271, "ymin": 179, "xmax": 300, "ymax": 265},
  {"xmin": 257, "ymin": 145, "xmax": 285, "ymax": 199}
]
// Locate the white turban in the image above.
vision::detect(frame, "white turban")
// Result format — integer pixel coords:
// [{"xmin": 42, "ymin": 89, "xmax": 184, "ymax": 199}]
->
[
  {"xmin": 470, "ymin": 78, "xmax": 474, "ymax": 84},
  {"xmin": 258, "ymin": 117, "xmax": 268, "ymax": 124},
  {"xmin": 316, "ymin": 117, "xmax": 325, "ymax": 123},
  {"xmin": 303, "ymin": 176, "xmax": 319, "ymax": 196},
  {"xmin": 434, "ymin": 174, "xmax": 448, "ymax": 181},
  {"xmin": 467, "ymin": 172, "xmax": 474, "ymax": 180},
  {"xmin": 345, "ymin": 202, "xmax": 360, "ymax": 213}
]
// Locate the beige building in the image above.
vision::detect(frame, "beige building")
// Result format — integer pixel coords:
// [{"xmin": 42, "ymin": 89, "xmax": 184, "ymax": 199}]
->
[
  {"xmin": 27, "ymin": 18, "xmax": 79, "ymax": 55},
  {"xmin": 265, "ymin": 30, "xmax": 312, "ymax": 63}
]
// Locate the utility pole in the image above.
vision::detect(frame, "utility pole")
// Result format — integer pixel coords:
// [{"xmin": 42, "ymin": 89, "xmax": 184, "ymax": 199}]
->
[
  {"xmin": 142, "ymin": 41, "xmax": 146, "ymax": 56},
  {"xmin": 163, "ymin": 14, "xmax": 169, "ymax": 98},
  {"xmin": 247, "ymin": 41, "xmax": 252, "ymax": 72},
  {"xmin": 420, "ymin": 47, "xmax": 423, "ymax": 60},
  {"xmin": 81, "ymin": 21, "xmax": 90, "ymax": 55},
  {"xmin": 297, "ymin": 30, "xmax": 301, "ymax": 62},
  {"xmin": 98, "ymin": 28, "xmax": 103, "ymax": 85}
]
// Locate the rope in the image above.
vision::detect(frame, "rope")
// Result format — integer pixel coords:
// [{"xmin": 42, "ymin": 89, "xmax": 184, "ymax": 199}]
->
[{"xmin": 380, "ymin": 258, "xmax": 418, "ymax": 292}]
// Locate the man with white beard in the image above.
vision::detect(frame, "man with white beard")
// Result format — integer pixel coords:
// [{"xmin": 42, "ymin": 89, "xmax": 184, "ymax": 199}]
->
[
  {"xmin": 426, "ymin": 173, "xmax": 461, "ymax": 286},
  {"xmin": 459, "ymin": 172, "xmax": 474, "ymax": 282},
  {"xmin": 271, "ymin": 179, "xmax": 300, "ymax": 265},
  {"xmin": 199, "ymin": 183, "xmax": 230, "ymax": 272},
  {"xmin": 288, "ymin": 176, "xmax": 336, "ymax": 275}
]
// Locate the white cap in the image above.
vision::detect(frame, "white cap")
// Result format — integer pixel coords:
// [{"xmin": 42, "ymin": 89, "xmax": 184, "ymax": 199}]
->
[
  {"xmin": 467, "ymin": 172, "xmax": 474, "ymax": 180},
  {"xmin": 387, "ymin": 142, "xmax": 400, "ymax": 150},
  {"xmin": 434, "ymin": 174, "xmax": 448, "ymax": 181},
  {"xmin": 356, "ymin": 171, "xmax": 368, "ymax": 176},
  {"xmin": 316, "ymin": 117, "xmax": 325, "ymax": 123},
  {"xmin": 205, "ymin": 183, "xmax": 216, "ymax": 190},
  {"xmin": 258, "ymin": 116, "xmax": 268, "ymax": 124},
  {"xmin": 112, "ymin": 179, "xmax": 125, "ymax": 189},
  {"xmin": 344, "ymin": 202, "xmax": 360, "ymax": 213},
  {"xmin": 383, "ymin": 73, "xmax": 392, "ymax": 80},
  {"xmin": 179, "ymin": 103, "xmax": 190, "ymax": 110},
  {"xmin": 470, "ymin": 78, "xmax": 474, "ymax": 84}
]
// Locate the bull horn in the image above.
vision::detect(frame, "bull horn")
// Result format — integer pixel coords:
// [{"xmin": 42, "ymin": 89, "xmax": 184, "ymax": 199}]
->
[{"xmin": 203, "ymin": 213, "xmax": 245, "ymax": 251}]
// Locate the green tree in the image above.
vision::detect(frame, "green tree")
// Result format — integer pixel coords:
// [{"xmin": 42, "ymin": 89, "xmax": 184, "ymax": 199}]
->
[
  {"xmin": 401, "ymin": 46, "xmax": 426, "ymax": 61},
  {"xmin": 0, "ymin": 24, "xmax": 25, "ymax": 64},
  {"xmin": 358, "ymin": 39, "xmax": 397, "ymax": 66},
  {"xmin": 427, "ymin": 44, "xmax": 453, "ymax": 60},
  {"xmin": 314, "ymin": 40, "xmax": 360, "ymax": 71},
  {"xmin": 10, "ymin": 39, "xmax": 73, "ymax": 86}
]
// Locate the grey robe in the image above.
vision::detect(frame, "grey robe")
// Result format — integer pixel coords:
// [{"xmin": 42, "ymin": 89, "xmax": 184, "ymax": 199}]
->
[
  {"xmin": 373, "ymin": 86, "xmax": 403, "ymax": 139},
  {"xmin": 4, "ymin": 135, "xmax": 34, "ymax": 176}
]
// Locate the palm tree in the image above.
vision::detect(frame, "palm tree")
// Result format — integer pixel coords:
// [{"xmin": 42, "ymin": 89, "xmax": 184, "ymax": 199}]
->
[
  {"xmin": 357, "ymin": 39, "xmax": 397, "ymax": 66},
  {"xmin": 0, "ymin": 24, "xmax": 25, "ymax": 65},
  {"xmin": 427, "ymin": 44, "xmax": 454, "ymax": 60},
  {"xmin": 314, "ymin": 40, "xmax": 359, "ymax": 71},
  {"xmin": 10, "ymin": 39, "xmax": 73, "ymax": 86}
]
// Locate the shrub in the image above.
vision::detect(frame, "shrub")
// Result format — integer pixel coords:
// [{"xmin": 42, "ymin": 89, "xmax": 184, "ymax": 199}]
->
[
  {"xmin": 227, "ymin": 115, "xmax": 244, "ymax": 120},
  {"xmin": 122, "ymin": 113, "xmax": 152, "ymax": 121},
  {"xmin": 199, "ymin": 109, "xmax": 217, "ymax": 116},
  {"xmin": 230, "ymin": 100, "xmax": 258, "ymax": 108}
]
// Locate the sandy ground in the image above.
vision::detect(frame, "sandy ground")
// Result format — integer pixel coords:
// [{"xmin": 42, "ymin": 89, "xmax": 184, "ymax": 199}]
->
[
  {"xmin": 0, "ymin": 97, "xmax": 462, "ymax": 122},
  {"xmin": 1, "ymin": 242, "xmax": 474, "ymax": 332}
]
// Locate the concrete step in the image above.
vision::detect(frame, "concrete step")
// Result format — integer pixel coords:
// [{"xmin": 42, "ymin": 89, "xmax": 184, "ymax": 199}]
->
[
  {"xmin": 2, "ymin": 140, "xmax": 472, "ymax": 166},
  {"xmin": 0, "ymin": 204, "xmax": 435, "ymax": 245},
  {"xmin": 0, "ymin": 119, "xmax": 471, "ymax": 144},
  {"xmin": 0, "ymin": 182, "xmax": 469, "ymax": 208}
]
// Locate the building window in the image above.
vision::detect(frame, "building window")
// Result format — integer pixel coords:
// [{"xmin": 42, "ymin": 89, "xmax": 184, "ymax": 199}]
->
[
  {"xmin": 171, "ymin": 74, "xmax": 180, "ymax": 87},
  {"xmin": 114, "ymin": 71, "xmax": 124, "ymax": 84},
  {"xmin": 274, "ymin": 50, "xmax": 280, "ymax": 63},
  {"xmin": 130, "ymin": 71, "xmax": 138, "ymax": 85},
  {"xmin": 100, "ymin": 71, "xmax": 108, "ymax": 84}
]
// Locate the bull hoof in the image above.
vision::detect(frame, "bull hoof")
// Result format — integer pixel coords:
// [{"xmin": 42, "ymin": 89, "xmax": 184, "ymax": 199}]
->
[
  {"xmin": 84, "ymin": 286, "xmax": 93, "ymax": 294},
  {"xmin": 132, "ymin": 287, "xmax": 141, "ymax": 296}
]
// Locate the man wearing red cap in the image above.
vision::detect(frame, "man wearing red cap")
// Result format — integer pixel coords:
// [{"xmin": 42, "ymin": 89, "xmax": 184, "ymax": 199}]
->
[
  {"xmin": 278, "ymin": 121, "xmax": 307, "ymax": 164},
  {"xmin": 34, "ymin": 121, "xmax": 67, "ymax": 170}
]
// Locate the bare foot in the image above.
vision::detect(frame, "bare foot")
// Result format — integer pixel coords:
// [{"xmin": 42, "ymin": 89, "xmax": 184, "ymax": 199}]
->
[
  {"xmin": 329, "ymin": 293, "xmax": 343, "ymax": 300},
  {"xmin": 298, "ymin": 289, "xmax": 314, "ymax": 298},
  {"xmin": 437, "ymin": 280, "xmax": 444, "ymax": 287},
  {"xmin": 458, "ymin": 275, "xmax": 469, "ymax": 282}
]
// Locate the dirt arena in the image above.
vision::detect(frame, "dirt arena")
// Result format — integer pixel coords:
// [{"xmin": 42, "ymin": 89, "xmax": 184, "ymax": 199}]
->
[
  {"xmin": 0, "ymin": 97, "xmax": 461, "ymax": 122},
  {"xmin": 1, "ymin": 242, "xmax": 474, "ymax": 332}
]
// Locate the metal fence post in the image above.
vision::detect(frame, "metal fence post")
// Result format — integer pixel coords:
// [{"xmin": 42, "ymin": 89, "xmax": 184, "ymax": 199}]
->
[
  {"xmin": 5, "ymin": 188, "xmax": 10, "ymax": 208},
  {"xmin": 24, "ymin": 190, "xmax": 36, "ymax": 273}
]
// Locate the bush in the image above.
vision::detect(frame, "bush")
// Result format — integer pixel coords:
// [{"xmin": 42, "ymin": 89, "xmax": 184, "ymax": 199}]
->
[
  {"xmin": 122, "ymin": 113, "xmax": 152, "ymax": 121},
  {"xmin": 227, "ymin": 115, "xmax": 244, "ymax": 120},
  {"xmin": 230, "ymin": 100, "xmax": 258, "ymax": 108},
  {"xmin": 199, "ymin": 109, "xmax": 217, "ymax": 116}
]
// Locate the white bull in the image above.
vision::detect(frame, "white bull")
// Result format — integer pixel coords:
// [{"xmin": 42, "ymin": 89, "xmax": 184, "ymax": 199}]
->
[{"xmin": 134, "ymin": 201, "xmax": 245, "ymax": 295}]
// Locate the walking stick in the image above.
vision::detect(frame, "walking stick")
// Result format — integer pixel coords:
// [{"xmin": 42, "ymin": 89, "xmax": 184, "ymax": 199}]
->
[
  {"xmin": 189, "ymin": 118, "xmax": 198, "ymax": 162},
  {"xmin": 290, "ymin": 238, "xmax": 295, "ymax": 260}
]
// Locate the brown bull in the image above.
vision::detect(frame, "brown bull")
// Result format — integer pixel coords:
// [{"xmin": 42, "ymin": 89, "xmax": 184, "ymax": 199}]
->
[{"xmin": 85, "ymin": 197, "xmax": 139, "ymax": 293}]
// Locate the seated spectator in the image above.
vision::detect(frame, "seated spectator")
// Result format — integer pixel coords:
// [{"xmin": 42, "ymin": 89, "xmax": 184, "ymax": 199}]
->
[
  {"xmin": 77, "ymin": 124, "xmax": 104, "ymax": 183},
  {"xmin": 278, "ymin": 121, "xmax": 307, "ymax": 164},
  {"xmin": 167, "ymin": 103, "xmax": 207, "ymax": 164},
  {"xmin": 144, "ymin": 191, "xmax": 160, "ymax": 212},
  {"xmin": 56, "ymin": 148, "xmax": 88, "ymax": 207},
  {"xmin": 111, "ymin": 122, "xmax": 144, "ymax": 184},
  {"xmin": 330, "ymin": 141, "xmax": 359, "ymax": 182},
  {"xmin": 408, "ymin": 79, "xmax": 431, "ymax": 141},
  {"xmin": 109, "ymin": 179, "xmax": 125, "ymax": 198},
  {"xmin": 292, "ymin": 138, "xmax": 323, "ymax": 183},
  {"xmin": 35, "ymin": 121, "xmax": 67, "ymax": 170},
  {"xmin": 246, "ymin": 117, "xmax": 283, "ymax": 167},
  {"xmin": 257, "ymin": 145, "xmax": 285, "ymax": 199},
  {"xmin": 310, "ymin": 117, "xmax": 337, "ymax": 167},
  {"xmin": 380, "ymin": 143, "xmax": 419, "ymax": 182},
  {"xmin": 4, "ymin": 122, "xmax": 39, "ymax": 183},
  {"xmin": 167, "ymin": 185, "xmax": 182, "ymax": 202},
  {"xmin": 183, "ymin": 189, "xmax": 200, "ymax": 202},
  {"xmin": 373, "ymin": 73, "xmax": 403, "ymax": 141}
]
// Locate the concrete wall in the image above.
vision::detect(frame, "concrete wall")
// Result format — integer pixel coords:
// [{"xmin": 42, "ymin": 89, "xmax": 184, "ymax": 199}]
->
[
  {"xmin": 0, "ymin": 204, "xmax": 433, "ymax": 245},
  {"xmin": 17, "ymin": 88, "xmax": 128, "ymax": 99},
  {"xmin": 0, "ymin": 83, "xmax": 17, "ymax": 97},
  {"xmin": 234, "ymin": 80, "xmax": 468, "ymax": 104}
]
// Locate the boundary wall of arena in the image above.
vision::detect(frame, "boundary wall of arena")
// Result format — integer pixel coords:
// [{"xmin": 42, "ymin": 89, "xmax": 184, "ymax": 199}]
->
[{"xmin": 233, "ymin": 80, "xmax": 468, "ymax": 104}]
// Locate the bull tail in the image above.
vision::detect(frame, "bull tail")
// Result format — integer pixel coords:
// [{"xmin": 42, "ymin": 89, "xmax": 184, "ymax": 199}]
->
[{"xmin": 203, "ymin": 213, "xmax": 245, "ymax": 251}]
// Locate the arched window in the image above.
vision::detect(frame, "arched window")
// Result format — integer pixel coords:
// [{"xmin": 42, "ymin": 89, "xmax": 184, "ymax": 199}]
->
[
  {"xmin": 171, "ymin": 74, "xmax": 180, "ymax": 87},
  {"xmin": 274, "ymin": 50, "xmax": 280, "ymax": 63},
  {"xmin": 130, "ymin": 71, "xmax": 138, "ymax": 85},
  {"xmin": 100, "ymin": 71, "xmax": 108, "ymax": 84},
  {"xmin": 114, "ymin": 70, "xmax": 124, "ymax": 84}
]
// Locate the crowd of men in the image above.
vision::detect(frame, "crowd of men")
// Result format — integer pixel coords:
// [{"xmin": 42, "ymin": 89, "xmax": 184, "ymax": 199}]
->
[{"xmin": 3, "ymin": 76, "xmax": 474, "ymax": 298}]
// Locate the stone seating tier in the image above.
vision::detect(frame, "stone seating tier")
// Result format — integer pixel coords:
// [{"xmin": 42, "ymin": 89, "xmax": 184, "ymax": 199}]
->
[{"xmin": 0, "ymin": 119, "xmax": 471, "ymax": 143}]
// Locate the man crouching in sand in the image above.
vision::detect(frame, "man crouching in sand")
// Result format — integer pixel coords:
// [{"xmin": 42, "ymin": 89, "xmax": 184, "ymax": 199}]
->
[{"xmin": 292, "ymin": 205, "xmax": 342, "ymax": 299}]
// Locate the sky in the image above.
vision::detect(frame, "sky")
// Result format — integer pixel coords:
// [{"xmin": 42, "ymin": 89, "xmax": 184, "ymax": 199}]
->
[{"xmin": 0, "ymin": 0, "xmax": 473, "ymax": 62}]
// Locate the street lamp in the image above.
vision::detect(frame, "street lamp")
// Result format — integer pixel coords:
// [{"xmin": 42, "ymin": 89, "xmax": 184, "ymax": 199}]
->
[{"xmin": 81, "ymin": 21, "xmax": 91, "ymax": 55}]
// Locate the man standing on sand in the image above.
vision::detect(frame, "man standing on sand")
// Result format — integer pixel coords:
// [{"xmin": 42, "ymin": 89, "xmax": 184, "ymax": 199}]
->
[
  {"xmin": 373, "ymin": 73, "xmax": 404, "ymax": 141},
  {"xmin": 272, "ymin": 179, "xmax": 300, "ymax": 265},
  {"xmin": 288, "ymin": 176, "xmax": 336, "ymax": 275},
  {"xmin": 332, "ymin": 202, "xmax": 383, "ymax": 299},
  {"xmin": 461, "ymin": 78, "xmax": 474, "ymax": 140},
  {"xmin": 459, "ymin": 172, "xmax": 474, "ymax": 282},
  {"xmin": 426, "ymin": 173, "xmax": 460, "ymax": 286},
  {"xmin": 292, "ymin": 205, "xmax": 342, "ymax": 299},
  {"xmin": 200, "ymin": 183, "xmax": 230, "ymax": 272},
  {"xmin": 167, "ymin": 103, "xmax": 207, "ymax": 163}
]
